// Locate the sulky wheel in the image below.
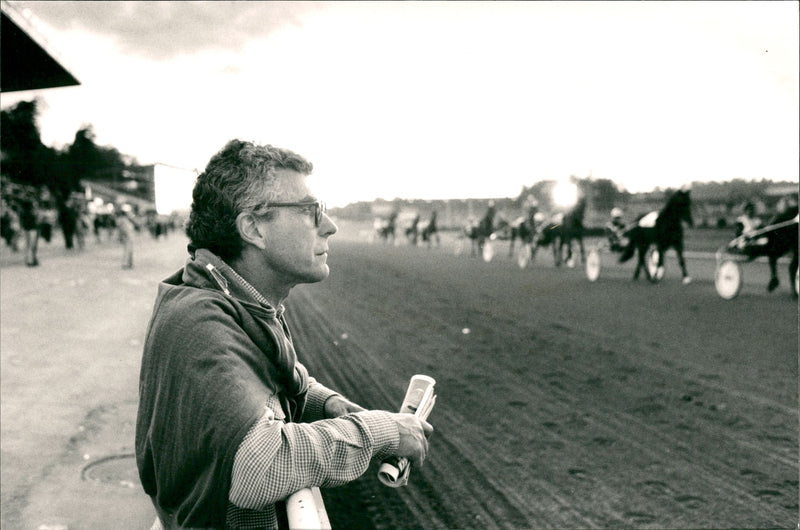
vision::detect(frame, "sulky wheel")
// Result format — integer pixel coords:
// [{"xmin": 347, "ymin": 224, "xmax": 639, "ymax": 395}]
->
[
  {"xmin": 516, "ymin": 243, "xmax": 531, "ymax": 269},
  {"xmin": 646, "ymin": 248, "xmax": 662, "ymax": 282},
  {"xmin": 481, "ymin": 240, "xmax": 495, "ymax": 262},
  {"xmin": 585, "ymin": 247, "xmax": 601, "ymax": 282},
  {"xmin": 715, "ymin": 259, "xmax": 743, "ymax": 300}
]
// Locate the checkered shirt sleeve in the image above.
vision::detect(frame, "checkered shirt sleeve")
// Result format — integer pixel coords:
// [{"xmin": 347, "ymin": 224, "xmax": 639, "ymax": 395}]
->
[
  {"xmin": 228, "ymin": 394, "xmax": 399, "ymax": 512},
  {"xmin": 301, "ymin": 378, "xmax": 338, "ymax": 422}
]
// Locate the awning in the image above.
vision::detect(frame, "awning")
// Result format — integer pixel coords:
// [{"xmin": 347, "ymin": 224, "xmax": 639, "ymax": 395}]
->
[{"xmin": 1, "ymin": 7, "xmax": 80, "ymax": 93}]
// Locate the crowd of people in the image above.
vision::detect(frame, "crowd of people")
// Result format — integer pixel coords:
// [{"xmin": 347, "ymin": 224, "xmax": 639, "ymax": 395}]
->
[
  {"xmin": 0, "ymin": 183, "xmax": 180, "ymax": 269},
  {"xmin": 1, "ymin": 189, "xmax": 86, "ymax": 267}
]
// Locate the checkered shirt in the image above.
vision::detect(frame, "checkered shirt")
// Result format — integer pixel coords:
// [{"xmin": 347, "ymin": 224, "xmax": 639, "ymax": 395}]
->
[
  {"xmin": 226, "ymin": 394, "xmax": 398, "ymax": 528},
  {"xmin": 202, "ymin": 258, "xmax": 400, "ymax": 528}
]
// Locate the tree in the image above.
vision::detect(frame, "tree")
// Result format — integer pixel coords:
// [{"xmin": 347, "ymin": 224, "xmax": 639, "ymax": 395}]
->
[
  {"xmin": 1, "ymin": 99, "xmax": 84, "ymax": 200},
  {"xmin": 65, "ymin": 125, "xmax": 123, "ymax": 183},
  {"xmin": 0, "ymin": 99, "xmax": 49, "ymax": 188},
  {"xmin": 585, "ymin": 178, "xmax": 625, "ymax": 212}
]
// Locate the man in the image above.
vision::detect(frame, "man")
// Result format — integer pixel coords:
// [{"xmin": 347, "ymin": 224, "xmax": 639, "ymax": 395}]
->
[
  {"xmin": 481, "ymin": 199, "xmax": 496, "ymax": 236},
  {"xmin": 734, "ymin": 201, "xmax": 762, "ymax": 242},
  {"xmin": 136, "ymin": 140, "xmax": 432, "ymax": 528},
  {"xmin": 19, "ymin": 197, "xmax": 40, "ymax": 266},
  {"xmin": 605, "ymin": 207, "xmax": 628, "ymax": 252},
  {"xmin": 116, "ymin": 204, "xmax": 136, "ymax": 269}
]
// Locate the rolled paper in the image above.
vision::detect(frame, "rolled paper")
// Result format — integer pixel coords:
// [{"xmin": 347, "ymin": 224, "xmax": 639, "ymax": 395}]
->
[
  {"xmin": 377, "ymin": 458, "xmax": 408, "ymax": 487},
  {"xmin": 378, "ymin": 375, "xmax": 436, "ymax": 488}
]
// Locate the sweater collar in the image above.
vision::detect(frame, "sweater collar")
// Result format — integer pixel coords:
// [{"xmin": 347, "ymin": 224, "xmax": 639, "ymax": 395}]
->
[{"xmin": 182, "ymin": 249, "xmax": 285, "ymax": 318}]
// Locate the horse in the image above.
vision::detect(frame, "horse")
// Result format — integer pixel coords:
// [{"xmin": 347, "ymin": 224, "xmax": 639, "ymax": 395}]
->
[
  {"xmin": 739, "ymin": 206, "xmax": 798, "ymax": 296},
  {"xmin": 374, "ymin": 213, "xmax": 397, "ymax": 244},
  {"xmin": 619, "ymin": 189, "xmax": 693, "ymax": 283},
  {"xmin": 463, "ymin": 208, "xmax": 494, "ymax": 257},
  {"xmin": 405, "ymin": 214, "xmax": 421, "ymax": 245},
  {"xmin": 530, "ymin": 216, "xmax": 563, "ymax": 265},
  {"xmin": 421, "ymin": 211, "xmax": 439, "ymax": 247},
  {"xmin": 462, "ymin": 214, "xmax": 508, "ymax": 258},
  {"xmin": 508, "ymin": 209, "xmax": 539, "ymax": 257},
  {"xmin": 464, "ymin": 217, "xmax": 490, "ymax": 257},
  {"xmin": 557, "ymin": 196, "xmax": 587, "ymax": 267}
]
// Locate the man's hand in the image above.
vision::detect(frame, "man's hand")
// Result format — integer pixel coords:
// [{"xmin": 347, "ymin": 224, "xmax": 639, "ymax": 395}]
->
[
  {"xmin": 324, "ymin": 395, "xmax": 366, "ymax": 418},
  {"xmin": 391, "ymin": 413, "xmax": 434, "ymax": 469}
]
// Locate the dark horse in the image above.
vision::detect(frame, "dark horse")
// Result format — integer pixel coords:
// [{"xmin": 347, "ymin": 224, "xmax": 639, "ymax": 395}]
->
[
  {"xmin": 738, "ymin": 206, "xmax": 798, "ymax": 296},
  {"xmin": 532, "ymin": 217, "xmax": 563, "ymax": 264},
  {"xmin": 558, "ymin": 196, "xmax": 587, "ymax": 267},
  {"xmin": 619, "ymin": 189, "xmax": 693, "ymax": 282},
  {"xmin": 521, "ymin": 198, "xmax": 586, "ymax": 267},
  {"xmin": 466, "ymin": 204, "xmax": 498, "ymax": 257},
  {"xmin": 421, "ymin": 211, "xmax": 439, "ymax": 247},
  {"xmin": 508, "ymin": 209, "xmax": 539, "ymax": 257},
  {"xmin": 375, "ymin": 212, "xmax": 397, "ymax": 244},
  {"xmin": 405, "ymin": 214, "xmax": 421, "ymax": 245},
  {"xmin": 465, "ymin": 217, "xmax": 493, "ymax": 257}
]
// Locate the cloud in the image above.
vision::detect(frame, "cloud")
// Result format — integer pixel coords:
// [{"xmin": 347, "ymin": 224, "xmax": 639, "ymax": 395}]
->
[
  {"xmin": 17, "ymin": 1, "xmax": 327, "ymax": 60},
  {"xmin": 7, "ymin": 0, "xmax": 797, "ymax": 205}
]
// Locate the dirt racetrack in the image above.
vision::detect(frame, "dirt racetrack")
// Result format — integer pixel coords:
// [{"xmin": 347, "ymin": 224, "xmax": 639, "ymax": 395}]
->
[
  {"xmin": 1, "ymin": 221, "xmax": 795, "ymax": 529},
  {"xmin": 289, "ymin": 222, "xmax": 798, "ymax": 529}
]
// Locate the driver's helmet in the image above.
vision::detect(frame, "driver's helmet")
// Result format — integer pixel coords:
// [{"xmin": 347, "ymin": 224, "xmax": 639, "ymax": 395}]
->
[
  {"xmin": 533, "ymin": 212, "xmax": 546, "ymax": 223},
  {"xmin": 610, "ymin": 207, "xmax": 624, "ymax": 219}
]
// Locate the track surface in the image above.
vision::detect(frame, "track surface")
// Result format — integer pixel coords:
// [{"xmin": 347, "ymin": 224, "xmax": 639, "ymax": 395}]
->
[
  {"xmin": 1, "ymin": 224, "xmax": 795, "ymax": 529},
  {"xmin": 289, "ymin": 223, "xmax": 798, "ymax": 529}
]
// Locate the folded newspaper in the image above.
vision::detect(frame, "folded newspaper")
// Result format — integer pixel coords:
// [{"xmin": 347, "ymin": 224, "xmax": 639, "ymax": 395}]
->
[{"xmin": 378, "ymin": 375, "xmax": 437, "ymax": 488}]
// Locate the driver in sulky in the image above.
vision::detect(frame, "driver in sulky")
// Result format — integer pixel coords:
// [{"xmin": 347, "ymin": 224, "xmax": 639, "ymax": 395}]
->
[
  {"xmin": 735, "ymin": 202, "xmax": 762, "ymax": 238},
  {"xmin": 605, "ymin": 207, "xmax": 628, "ymax": 252}
]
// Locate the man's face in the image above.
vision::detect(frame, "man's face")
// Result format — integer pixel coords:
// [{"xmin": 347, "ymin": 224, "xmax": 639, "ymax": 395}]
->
[{"xmin": 257, "ymin": 169, "xmax": 337, "ymax": 285}]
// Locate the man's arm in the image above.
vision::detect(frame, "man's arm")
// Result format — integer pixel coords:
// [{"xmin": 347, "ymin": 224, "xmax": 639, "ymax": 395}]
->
[
  {"xmin": 228, "ymin": 398, "xmax": 399, "ymax": 510},
  {"xmin": 300, "ymin": 378, "xmax": 365, "ymax": 422}
]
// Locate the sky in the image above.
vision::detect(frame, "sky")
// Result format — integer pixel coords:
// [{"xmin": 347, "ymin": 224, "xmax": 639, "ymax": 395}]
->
[{"xmin": 1, "ymin": 1, "xmax": 798, "ymax": 208}]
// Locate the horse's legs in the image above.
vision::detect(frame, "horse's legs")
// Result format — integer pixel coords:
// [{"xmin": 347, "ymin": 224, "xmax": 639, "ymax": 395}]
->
[
  {"xmin": 789, "ymin": 251, "xmax": 798, "ymax": 297},
  {"xmin": 578, "ymin": 237, "xmax": 585, "ymax": 265},
  {"xmin": 675, "ymin": 246, "xmax": 692, "ymax": 284},
  {"xmin": 476, "ymin": 236, "xmax": 485, "ymax": 257},
  {"xmin": 508, "ymin": 233, "xmax": 516, "ymax": 257},
  {"xmin": 767, "ymin": 254, "xmax": 780, "ymax": 292},
  {"xmin": 768, "ymin": 255, "xmax": 779, "ymax": 292},
  {"xmin": 553, "ymin": 238, "xmax": 562, "ymax": 266},
  {"xmin": 634, "ymin": 244, "xmax": 650, "ymax": 281},
  {"xmin": 633, "ymin": 246, "xmax": 642, "ymax": 280},
  {"xmin": 654, "ymin": 243, "xmax": 666, "ymax": 281}
]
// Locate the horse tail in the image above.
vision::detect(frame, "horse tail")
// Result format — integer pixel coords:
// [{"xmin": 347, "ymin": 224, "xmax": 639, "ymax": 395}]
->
[{"xmin": 619, "ymin": 227, "xmax": 638, "ymax": 263}]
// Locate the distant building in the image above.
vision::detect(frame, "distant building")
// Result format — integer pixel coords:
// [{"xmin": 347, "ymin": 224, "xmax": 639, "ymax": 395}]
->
[
  {"xmin": 764, "ymin": 183, "xmax": 798, "ymax": 199},
  {"xmin": 84, "ymin": 163, "xmax": 198, "ymax": 215}
]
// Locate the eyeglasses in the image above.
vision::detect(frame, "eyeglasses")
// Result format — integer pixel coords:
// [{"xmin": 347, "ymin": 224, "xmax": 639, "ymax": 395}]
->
[{"xmin": 266, "ymin": 200, "xmax": 326, "ymax": 227}]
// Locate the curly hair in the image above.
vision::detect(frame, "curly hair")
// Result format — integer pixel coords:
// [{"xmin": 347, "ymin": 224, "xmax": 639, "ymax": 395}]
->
[{"xmin": 185, "ymin": 140, "xmax": 313, "ymax": 261}]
